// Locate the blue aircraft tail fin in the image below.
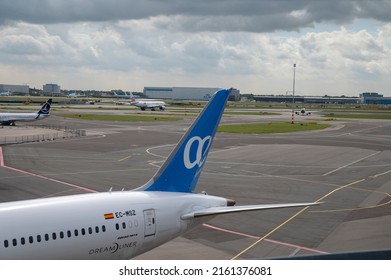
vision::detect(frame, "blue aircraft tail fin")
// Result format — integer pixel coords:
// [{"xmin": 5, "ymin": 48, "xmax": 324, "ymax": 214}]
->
[{"xmin": 137, "ymin": 88, "xmax": 231, "ymax": 193}]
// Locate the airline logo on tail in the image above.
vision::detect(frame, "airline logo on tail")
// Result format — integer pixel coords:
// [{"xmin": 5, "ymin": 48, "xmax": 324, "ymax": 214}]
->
[
  {"xmin": 36, "ymin": 99, "xmax": 52, "ymax": 119},
  {"xmin": 183, "ymin": 135, "xmax": 212, "ymax": 169},
  {"xmin": 139, "ymin": 88, "xmax": 232, "ymax": 193},
  {"xmin": 39, "ymin": 100, "xmax": 51, "ymax": 114}
]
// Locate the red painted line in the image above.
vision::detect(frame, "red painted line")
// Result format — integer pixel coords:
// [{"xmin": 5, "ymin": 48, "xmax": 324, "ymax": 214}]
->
[
  {"xmin": 203, "ymin": 223, "xmax": 328, "ymax": 255},
  {"xmin": 0, "ymin": 146, "xmax": 96, "ymax": 193}
]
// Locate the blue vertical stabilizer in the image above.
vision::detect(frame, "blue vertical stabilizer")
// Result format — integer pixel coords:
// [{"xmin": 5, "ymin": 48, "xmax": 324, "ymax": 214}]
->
[{"xmin": 138, "ymin": 88, "xmax": 231, "ymax": 193}]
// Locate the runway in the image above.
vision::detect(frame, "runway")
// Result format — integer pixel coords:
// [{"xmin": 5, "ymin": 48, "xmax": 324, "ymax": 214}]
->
[{"xmin": 0, "ymin": 110, "xmax": 390, "ymax": 259}]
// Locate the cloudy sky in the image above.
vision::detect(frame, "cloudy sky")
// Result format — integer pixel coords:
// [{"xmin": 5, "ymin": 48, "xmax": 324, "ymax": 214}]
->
[{"xmin": 0, "ymin": 0, "xmax": 390, "ymax": 96}]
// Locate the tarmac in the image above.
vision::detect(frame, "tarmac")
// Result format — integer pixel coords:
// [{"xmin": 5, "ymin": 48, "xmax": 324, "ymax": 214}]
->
[{"xmin": 0, "ymin": 108, "xmax": 390, "ymax": 259}]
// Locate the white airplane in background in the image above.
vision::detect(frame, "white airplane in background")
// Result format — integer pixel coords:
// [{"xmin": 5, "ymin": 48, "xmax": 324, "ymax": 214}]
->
[
  {"xmin": 295, "ymin": 107, "xmax": 311, "ymax": 116},
  {"xmin": 129, "ymin": 93, "xmax": 167, "ymax": 111},
  {"xmin": 68, "ymin": 92, "xmax": 85, "ymax": 98},
  {"xmin": 0, "ymin": 89, "xmax": 319, "ymax": 259},
  {"xmin": 0, "ymin": 99, "xmax": 52, "ymax": 126}
]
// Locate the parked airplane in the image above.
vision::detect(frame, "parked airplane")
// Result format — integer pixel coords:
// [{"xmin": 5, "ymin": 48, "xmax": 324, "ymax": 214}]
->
[
  {"xmin": 113, "ymin": 92, "xmax": 130, "ymax": 98},
  {"xmin": 0, "ymin": 99, "xmax": 52, "ymax": 126},
  {"xmin": 0, "ymin": 90, "xmax": 11, "ymax": 96},
  {"xmin": 68, "ymin": 92, "xmax": 85, "ymax": 98},
  {"xmin": 0, "ymin": 89, "xmax": 319, "ymax": 259},
  {"xmin": 130, "ymin": 93, "xmax": 167, "ymax": 111}
]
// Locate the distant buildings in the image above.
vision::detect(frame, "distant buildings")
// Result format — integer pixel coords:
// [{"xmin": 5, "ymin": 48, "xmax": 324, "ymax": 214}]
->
[
  {"xmin": 143, "ymin": 87, "xmax": 240, "ymax": 101},
  {"xmin": 360, "ymin": 93, "xmax": 391, "ymax": 105},
  {"xmin": 0, "ymin": 84, "xmax": 29, "ymax": 94},
  {"xmin": 252, "ymin": 95, "xmax": 360, "ymax": 104},
  {"xmin": 252, "ymin": 93, "xmax": 391, "ymax": 105},
  {"xmin": 0, "ymin": 83, "xmax": 62, "ymax": 96},
  {"xmin": 43, "ymin": 84, "xmax": 61, "ymax": 94},
  {"xmin": 1, "ymin": 82, "xmax": 390, "ymax": 105}
]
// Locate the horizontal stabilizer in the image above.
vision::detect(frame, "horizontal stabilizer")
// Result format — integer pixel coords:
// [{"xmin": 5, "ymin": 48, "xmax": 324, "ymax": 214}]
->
[{"xmin": 181, "ymin": 202, "xmax": 321, "ymax": 220}]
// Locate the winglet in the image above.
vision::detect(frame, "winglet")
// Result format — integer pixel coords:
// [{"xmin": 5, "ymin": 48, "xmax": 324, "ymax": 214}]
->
[{"xmin": 137, "ymin": 88, "xmax": 231, "ymax": 193}]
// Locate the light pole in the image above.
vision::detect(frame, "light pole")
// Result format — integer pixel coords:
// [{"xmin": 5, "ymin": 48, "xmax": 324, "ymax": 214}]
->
[{"xmin": 291, "ymin": 63, "xmax": 296, "ymax": 124}]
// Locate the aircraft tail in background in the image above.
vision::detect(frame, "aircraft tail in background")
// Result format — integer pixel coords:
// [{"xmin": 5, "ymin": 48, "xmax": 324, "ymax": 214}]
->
[{"xmin": 36, "ymin": 99, "xmax": 52, "ymax": 119}]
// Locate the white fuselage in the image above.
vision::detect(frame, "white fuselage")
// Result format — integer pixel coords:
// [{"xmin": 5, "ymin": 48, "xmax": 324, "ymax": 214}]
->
[
  {"xmin": 133, "ymin": 101, "xmax": 166, "ymax": 110},
  {"xmin": 0, "ymin": 191, "xmax": 226, "ymax": 259},
  {"xmin": 0, "ymin": 112, "xmax": 48, "ymax": 123}
]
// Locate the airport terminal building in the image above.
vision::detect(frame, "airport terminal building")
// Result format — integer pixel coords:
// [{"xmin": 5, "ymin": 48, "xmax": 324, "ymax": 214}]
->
[
  {"xmin": 253, "ymin": 93, "xmax": 391, "ymax": 105},
  {"xmin": 143, "ymin": 87, "xmax": 240, "ymax": 101},
  {"xmin": 253, "ymin": 95, "xmax": 360, "ymax": 104}
]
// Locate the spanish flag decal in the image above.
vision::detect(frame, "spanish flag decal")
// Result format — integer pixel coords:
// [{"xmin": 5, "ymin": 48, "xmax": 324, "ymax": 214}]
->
[{"xmin": 104, "ymin": 213, "xmax": 114, "ymax": 220}]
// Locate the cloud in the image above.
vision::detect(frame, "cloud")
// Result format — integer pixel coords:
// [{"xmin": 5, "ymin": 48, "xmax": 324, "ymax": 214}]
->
[
  {"xmin": 0, "ymin": 22, "xmax": 70, "ymax": 65},
  {"xmin": 1, "ymin": 20, "xmax": 389, "ymax": 93},
  {"xmin": 0, "ymin": 1, "xmax": 390, "ymax": 95},
  {"xmin": 1, "ymin": 0, "xmax": 391, "ymax": 32}
]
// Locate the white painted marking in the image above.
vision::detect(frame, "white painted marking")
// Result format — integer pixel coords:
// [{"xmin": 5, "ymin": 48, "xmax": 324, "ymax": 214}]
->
[{"xmin": 322, "ymin": 151, "xmax": 381, "ymax": 176}]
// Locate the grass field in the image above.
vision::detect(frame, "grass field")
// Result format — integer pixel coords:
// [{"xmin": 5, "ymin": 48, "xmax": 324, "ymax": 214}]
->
[{"xmin": 218, "ymin": 122, "xmax": 330, "ymax": 134}]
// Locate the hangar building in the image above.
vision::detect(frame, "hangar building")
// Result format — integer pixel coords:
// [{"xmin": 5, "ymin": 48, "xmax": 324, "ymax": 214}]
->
[
  {"xmin": 360, "ymin": 93, "xmax": 391, "ymax": 105},
  {"xmin": 143, "ymin": 87, "xmax": 240, "ymax": 101},
  {"xmin": 0, "ymin": 84, "xmax": 29, "ymax": 94}
]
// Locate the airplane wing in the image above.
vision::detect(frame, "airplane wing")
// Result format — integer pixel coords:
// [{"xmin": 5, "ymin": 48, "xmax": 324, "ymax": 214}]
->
[{"xmin": 181, "ymin": 202, "xmax": 321, "ymax": 220}]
